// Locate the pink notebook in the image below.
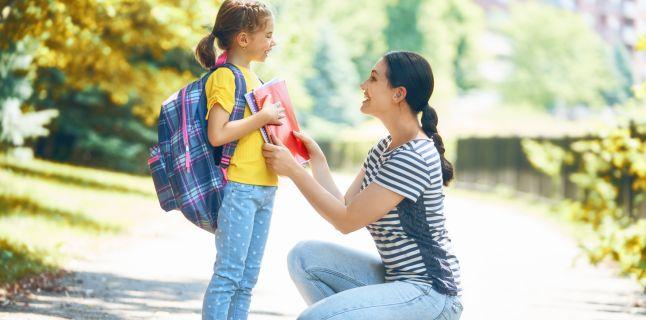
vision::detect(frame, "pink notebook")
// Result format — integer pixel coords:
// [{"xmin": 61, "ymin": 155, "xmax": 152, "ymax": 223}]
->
[{"xmin": 245, "ymin": 79, "xmax": 310, "ymax": 165}]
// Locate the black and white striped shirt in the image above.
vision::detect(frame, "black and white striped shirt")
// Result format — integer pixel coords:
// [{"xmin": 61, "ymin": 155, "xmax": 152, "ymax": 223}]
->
[{"xmin": 361, "ymin": 136, "xmax": 462, "ymax": 296}]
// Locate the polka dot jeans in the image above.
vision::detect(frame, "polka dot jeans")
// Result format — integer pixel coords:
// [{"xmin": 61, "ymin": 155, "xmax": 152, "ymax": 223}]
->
[{"xmin": 203, "ymin": 181, "xmax": 277, "ymax": 320}]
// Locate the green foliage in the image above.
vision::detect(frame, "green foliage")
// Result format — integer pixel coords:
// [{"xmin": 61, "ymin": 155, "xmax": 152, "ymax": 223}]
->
[
  {"xmin": 0, "ymin": 0, "xmax": 215, "ymax": 171},
  {"xmin": 30, "ymin": 75, "xmax": 157, "ymax": 173},
  {"xmin": 500, "ymin": 2, "xmax": 619, "ymax": 109},
  {"xmin": 0, "ymin": 238, "xmax": 56, "ymax": 284},
  {"xmin": 633, "ymin": 36, "xmax": 646, "ymax": 100},
  {"xmin": 304, "ymin": 26, "xmax": 362, "ymax": 137},
  {"xmin": 0, "ymin": 40, "xmax": 58, "ymax": 149},
  {"xmin": 419, "ymin": 0, "xmax": 486, "ymax": 97},
  {"xmin": 384, "ymin": 0, "xmax": 424, "ymax": 52},
  {"xmin": 603, "ymin": 46, "xmax": 634, "ymax": 105},
  {"xmin": 522, "ymin": 139, "xmax": 572, "ymax": 177},
  {"xmin": 523, "ymin": 124, "xmax": 646, "ymax": 286}
]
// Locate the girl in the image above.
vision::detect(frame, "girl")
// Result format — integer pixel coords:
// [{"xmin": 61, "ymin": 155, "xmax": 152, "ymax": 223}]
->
[
  {"xmin": 263, "ymin": 51, "xmax": 463, "ymax": 319},
  {"xmin": 194, "ymin": 1, "xmax": 284, "ymax": 319}
]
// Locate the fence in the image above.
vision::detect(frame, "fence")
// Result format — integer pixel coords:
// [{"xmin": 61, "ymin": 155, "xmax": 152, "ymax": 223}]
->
[{"xmin": 455, "ymin": 134, "xmax": 646, "ymax": 219}]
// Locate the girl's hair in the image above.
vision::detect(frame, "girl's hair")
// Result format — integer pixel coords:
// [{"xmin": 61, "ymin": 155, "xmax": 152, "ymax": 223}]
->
[
  {"xmin": 195, "ymin": 0, "xmax": 273, "ymax": 69},
  {"xmin": 383, "ymin": 51, "xmax": 454, "ymax": 186}
]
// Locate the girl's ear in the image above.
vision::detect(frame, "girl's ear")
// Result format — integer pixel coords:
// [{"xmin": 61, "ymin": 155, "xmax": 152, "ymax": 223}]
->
[{"xmin": 236, "ymin": 32, "xmax": 250, "ymax": 49}]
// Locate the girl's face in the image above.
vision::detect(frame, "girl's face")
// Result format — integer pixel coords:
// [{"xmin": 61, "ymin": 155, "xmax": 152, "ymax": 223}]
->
[
  {"xmin": 246, "ymin": 18, "xmax": 276, "ymax": 62},
  {"xmin": 360, "ymin": 58, "xmax": 398, "ymax": 116}
]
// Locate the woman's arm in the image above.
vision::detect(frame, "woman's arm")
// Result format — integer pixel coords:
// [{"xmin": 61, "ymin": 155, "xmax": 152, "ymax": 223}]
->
[
  {"xmin": 344, "ymin": 169, "xmax": 365, "ymax": 205},
  {"xmin": 263, "ymin": 139, "xmax": 403, "ymax": 234},
  {"xmin": 293, "ymin": 131, "xmax": 363, "ymax": 204},
  {"xmin": 308, "ymin": 157, "xmax": 344, "ymax": 202},
  {"xmin": 207, "ymin": 99, "xmax": 285, "ymax": 147},
  {"xmin": 292, "ymin": 131, "xmax": 344, "ymax": 201},
  {"xmin": 287, "ymin": 166, "xmax": 402, "ymax": 234}
]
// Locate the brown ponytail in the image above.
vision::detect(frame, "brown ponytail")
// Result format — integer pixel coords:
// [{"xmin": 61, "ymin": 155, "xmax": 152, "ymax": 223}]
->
[
  {"xmin": 421, "ymin": 104, "xmax": 454, "ymax": 186},
  {"xmin": 384, "ymin": 51, "xmax": 455, "ymax": 186},
  {"xmin": 194, "ymin": 0, "xmax": 273, "ymax": 69}
]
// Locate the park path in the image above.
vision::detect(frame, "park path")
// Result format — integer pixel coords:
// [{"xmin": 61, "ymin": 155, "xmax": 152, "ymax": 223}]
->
[{"xmin": 1, "ymin": 175, "xmax": 644, "ymax": 319}]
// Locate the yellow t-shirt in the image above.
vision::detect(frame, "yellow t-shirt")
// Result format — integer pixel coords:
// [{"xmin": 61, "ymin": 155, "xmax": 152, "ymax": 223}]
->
[{"xmin": 205, "ymin": 65, "xmax": 278, "ymax": 187}]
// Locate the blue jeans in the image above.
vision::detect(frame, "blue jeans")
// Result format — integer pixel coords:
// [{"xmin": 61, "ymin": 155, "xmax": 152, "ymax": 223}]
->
[
  {"xmin": 202, "ymin": 181, "xmax": 277, "ymax": 320},
  {"xmin": 287, "ymin": 240, "xmax": 463, "ymax": 320}
]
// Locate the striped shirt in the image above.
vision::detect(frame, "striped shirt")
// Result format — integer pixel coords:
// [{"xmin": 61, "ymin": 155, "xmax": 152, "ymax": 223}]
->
[{"xmin": 361, "ymin": 136, "xmax": 462, "ymax": 296}]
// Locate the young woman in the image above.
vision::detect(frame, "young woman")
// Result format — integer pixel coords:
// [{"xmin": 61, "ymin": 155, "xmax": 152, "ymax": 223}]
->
[{"xmin": 263, "ymin": 51, "xmax": 463, "ymax": 320}]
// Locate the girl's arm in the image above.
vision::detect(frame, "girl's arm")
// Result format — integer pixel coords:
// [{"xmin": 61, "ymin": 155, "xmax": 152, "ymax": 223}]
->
[{"xmin": 207, "ymin": 99, "xmax": 284, "ymax": 147}]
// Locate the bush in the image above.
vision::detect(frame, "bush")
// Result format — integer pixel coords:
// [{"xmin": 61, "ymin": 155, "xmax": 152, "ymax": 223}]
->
[{"xmin": 523, "ymin": 123, "xmax": 646, "ymax": 287}]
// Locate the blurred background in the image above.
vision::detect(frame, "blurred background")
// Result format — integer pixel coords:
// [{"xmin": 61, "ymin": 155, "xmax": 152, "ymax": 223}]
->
[{"xmin": 0, "ymin": 0, "xmax": 644, "ymax": 319}]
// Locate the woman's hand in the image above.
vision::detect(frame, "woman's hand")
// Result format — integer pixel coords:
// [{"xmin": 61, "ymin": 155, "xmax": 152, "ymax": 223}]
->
[
  {"xmin": 263, "ymin": 135, "xmax": 303, "ymax": 178},
  {"xmin": 292, "ymin": 131, "xmax": 325, "ymax": 164}
]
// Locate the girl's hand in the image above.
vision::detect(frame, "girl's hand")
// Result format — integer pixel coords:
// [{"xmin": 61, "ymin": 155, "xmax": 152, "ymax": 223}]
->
[
  {"xmin": 259, "ymin": 94, "xmax": 285, "ymax": 126},
  {"xmin": 293, "ymin": 131, "xmax": 325, "ymax": 163},
  {"xmin": 263, "ymin": 135, "xmax": 301, "ymax": 177}
]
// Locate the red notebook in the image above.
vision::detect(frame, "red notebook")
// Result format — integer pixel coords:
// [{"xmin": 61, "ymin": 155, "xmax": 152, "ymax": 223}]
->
[{"xmin": 244, "ymin": 79, "xmax": 310, "ymax": 165}]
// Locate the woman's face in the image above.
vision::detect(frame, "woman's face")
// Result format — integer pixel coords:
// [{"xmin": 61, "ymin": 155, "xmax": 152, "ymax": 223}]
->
[{"xmin": 360, "ymin": 58, "xmax": 396, "ymax": 116}]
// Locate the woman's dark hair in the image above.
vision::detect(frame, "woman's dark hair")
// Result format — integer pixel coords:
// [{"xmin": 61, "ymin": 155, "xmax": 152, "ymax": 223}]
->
[
  {"xmin": 383, "ymin": 51, "xmax": 454, "ymax": 186},
  {"xmin": 195, "ymin": 0, "xmax": 272, "ymax": 69}
]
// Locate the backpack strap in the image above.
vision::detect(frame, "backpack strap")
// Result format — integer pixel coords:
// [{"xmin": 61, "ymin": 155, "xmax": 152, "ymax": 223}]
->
[{"xmin": 214, "ymin": 63, "xmax": 248, "ymax": 170}]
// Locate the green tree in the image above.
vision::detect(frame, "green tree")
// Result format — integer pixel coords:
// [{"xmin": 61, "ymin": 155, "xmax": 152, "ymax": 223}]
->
[
  {"xmin": 384, "ymin": 0, "xmax": 424, "ymax": 53},
  {"xmin": 304, "ymin": 26, "xmax": 362, "ymax": 139},
  {"xmin": 419, "ymin": 0, "xmax": 486, "ymax": 97},
  {"xmin": 320, "ymin": 0, "xmax": 389, "ymax": 82},
  {"xmin": 603, "ymin": 45, "xmax": 634, "ymax": 105},
  {"xmin": 635, "ymin": 36, "xmax": 646, "ymax": 99},
  {"xmin": 0, "ymin": 0, "xmax": 219, "ymax": 172},
  {"xmin": 0, "ymin": 40, "xmax": 58, "ymax": 155},
  {"xmin": 500, "ymin": 3, "xmax": 619, "ymax": 109}
]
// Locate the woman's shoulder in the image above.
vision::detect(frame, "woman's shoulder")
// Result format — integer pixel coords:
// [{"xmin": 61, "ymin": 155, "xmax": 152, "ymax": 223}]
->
[
  {"xmin": 366, "ymin": 136, "xmax": 391, "ymax": 157},
  {"xmin": 393, "ymin": 139, "xmax": 438, "ymax": 165}
]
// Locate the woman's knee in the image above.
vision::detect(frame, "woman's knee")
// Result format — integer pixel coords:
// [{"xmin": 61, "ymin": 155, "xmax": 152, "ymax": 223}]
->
[
  {"xmin": 296, "ymin": 302, "xmax": 328, "ymax": 320},
  {"xmin": 287, "ymin": 240, "xmax": 328, "ymax": 277},
  {"xmin": 287, "ymin": 240, "xmax": 311, "ymax": 276}
]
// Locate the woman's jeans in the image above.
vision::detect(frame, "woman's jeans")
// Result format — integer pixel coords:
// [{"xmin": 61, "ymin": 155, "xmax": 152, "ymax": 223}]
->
[
  {"xmin": 202, "ymin": 182, "xmax": 277, "ymax": 320},
  {"xmin": 287, "ymin": 240, "xmax": 463, "ymax": 320}
]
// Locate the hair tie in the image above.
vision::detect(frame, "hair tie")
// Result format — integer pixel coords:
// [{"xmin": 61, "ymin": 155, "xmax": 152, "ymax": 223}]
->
[{"xmin": 215, "ymin": 51, "xmax": 228, "ymax": 66}]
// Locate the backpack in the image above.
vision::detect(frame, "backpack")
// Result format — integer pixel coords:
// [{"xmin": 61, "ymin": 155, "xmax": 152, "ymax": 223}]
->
[{"xmin": 147, "ymin": 63, "xmax": 248, "ymax": 233}]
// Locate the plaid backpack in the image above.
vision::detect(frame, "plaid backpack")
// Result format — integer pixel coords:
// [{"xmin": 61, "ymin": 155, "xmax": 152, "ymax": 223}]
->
[{"xmin": 147, "ymin": 63, "xmax": 248, "ymax": 233}]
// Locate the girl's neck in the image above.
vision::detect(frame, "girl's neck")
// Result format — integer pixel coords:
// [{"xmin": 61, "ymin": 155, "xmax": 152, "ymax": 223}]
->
[
  {"xmin": 227, "ymin": 48, "xmax": 252, "ymax": 69},
  {"xmin": 380, "ymin": 105, "xmax": 423, "ymax": 152}
]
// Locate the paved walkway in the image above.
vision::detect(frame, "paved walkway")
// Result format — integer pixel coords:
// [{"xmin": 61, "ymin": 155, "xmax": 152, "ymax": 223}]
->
[{"xmin": 1, "ymin": 175, "xmax": 644, "ymax": 319}]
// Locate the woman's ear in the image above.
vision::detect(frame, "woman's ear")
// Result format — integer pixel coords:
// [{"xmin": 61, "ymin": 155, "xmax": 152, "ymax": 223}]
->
[{"xmin": 392, "ymin": 87, "xmax": 407, "ymax": 103}]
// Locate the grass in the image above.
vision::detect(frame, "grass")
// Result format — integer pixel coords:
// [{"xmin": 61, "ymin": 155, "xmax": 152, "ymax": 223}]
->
[
  {"xmin": 0, "ymin": 238, "xmax": 57, "ymax": 284},
  {"xmin": 0, "ymin": 155, "xmax": 156, "ymax": 285}
]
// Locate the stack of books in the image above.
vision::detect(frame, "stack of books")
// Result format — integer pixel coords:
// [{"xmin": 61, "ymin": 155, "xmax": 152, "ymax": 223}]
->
[{"xmin": 245, "ymin": 79, "xmax": 310, "ymax": 165}]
